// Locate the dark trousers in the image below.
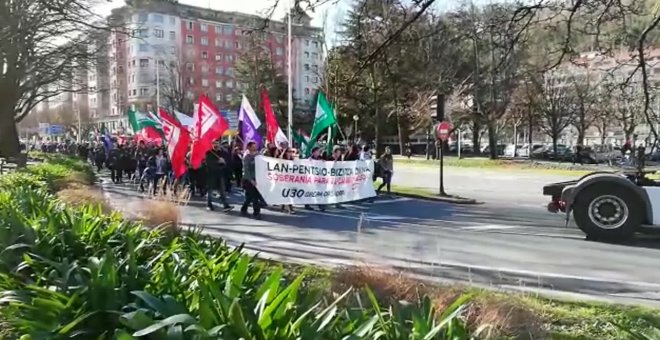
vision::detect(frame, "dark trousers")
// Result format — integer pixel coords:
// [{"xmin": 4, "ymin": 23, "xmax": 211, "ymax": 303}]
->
[
  {"xmin": 377, "ymin": 170, "xmax": 392, "ymax": 193},
  {"xmin": 223, "ymin": 168, "xmax": 232, "ymax": 192},
  {"xmin": 110, "ymin": 168, "xmax": 122, "ymax": 183},
  {"xmin": 95, "ymin": 161, "xmax": 103, "ymax": 172},
  {"xmin": 207, "ymin": 176, "xmax": 229, "ymax": 208},
  {"xmin": 241, "ymin": 180, "xmax": 261, "ymax": 215},
  {"xmin": 153, "ymin": 174, "xmax": 166, "ymax": 195},
  {"xmin": 233, "ymin": 169, "xmax": 242, "ymax": 187}
]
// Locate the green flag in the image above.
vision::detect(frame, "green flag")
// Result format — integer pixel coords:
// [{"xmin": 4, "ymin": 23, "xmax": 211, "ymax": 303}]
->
[
  {"xmin": 292, "ymin": 128, "xmax": 310, "ymax": 155},
  {"xmin": 128, "ymin": 109, "xmax": 162, "ymax": 134},
  {"xmin": 308, "ymin": 92, "xmax": 337, "ymax": 155}
]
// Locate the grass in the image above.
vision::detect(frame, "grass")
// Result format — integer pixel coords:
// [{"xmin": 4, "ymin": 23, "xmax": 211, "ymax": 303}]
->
[
  {"xmin": 300, "ymin": 264, "xmax": 660, "ymax": 339},
  {"xmin": 373, "ymin": 179, "xmax": 475, "ymax": 202},
  {"xmin": 394, "ymin": 155, "xmax": 595, "ymax": 176}
]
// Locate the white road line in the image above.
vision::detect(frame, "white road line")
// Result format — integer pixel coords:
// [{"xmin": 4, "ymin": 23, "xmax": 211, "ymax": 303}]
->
[{"xmin": 462, "ymin": 224, "xmax": 520, "ymax": 231}]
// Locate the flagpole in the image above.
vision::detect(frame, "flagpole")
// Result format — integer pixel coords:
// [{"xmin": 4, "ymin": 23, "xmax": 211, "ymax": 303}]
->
[{"xmin": 287, "ymin": 0, "xmax": 293, "ymax": 142}]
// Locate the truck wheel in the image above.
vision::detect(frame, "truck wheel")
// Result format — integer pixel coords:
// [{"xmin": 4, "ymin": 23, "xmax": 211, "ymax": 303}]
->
[{"xmin": 573, "ymin": 183, "xmax": 643, "ymax": 241}]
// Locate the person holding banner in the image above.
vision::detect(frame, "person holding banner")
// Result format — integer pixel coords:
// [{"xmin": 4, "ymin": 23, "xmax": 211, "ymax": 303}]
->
[
  {"xmin": 279, "ymin": 147, "xmax": 296, "ymax": 214},
  {"xmin": 304, "ymin": 146, "xmax": 327, "ymax": 212},
  {"xmin": 241, "ymin": 141, "xmax": 262, "ymax": 219},
  {"xmin": 376, "ymin": 146, "xmax": 394, "ymax": 195}
]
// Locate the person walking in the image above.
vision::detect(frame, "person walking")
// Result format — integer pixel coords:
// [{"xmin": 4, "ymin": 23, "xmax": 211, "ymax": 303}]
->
[
  {"xmin": 231, "ymin": 146, "xmax": 243, "ymax": 188},
  {"xmin": 241, "ymin": 141, "xmax": 262, "ymax": 219},
  {"xmin": 152, "ymin": 149, "xmax": 168, "ymax": 196},
  {"xmin": 304, "ymin": 147, "xmax": 327, "ymax": 212},
  {"xmin": 205, "ymin": 141, "xmax": 232, "ymax": 211},
  {"xmin": 377, "ymin": 146, "xmax": 393, "ymax": 195}
]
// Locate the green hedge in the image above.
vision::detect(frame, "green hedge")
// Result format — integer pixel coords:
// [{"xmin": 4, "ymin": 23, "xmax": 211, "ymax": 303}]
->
[{"xmin": 0, "ymin": 155, "xmax": 473, "ymax": 339}]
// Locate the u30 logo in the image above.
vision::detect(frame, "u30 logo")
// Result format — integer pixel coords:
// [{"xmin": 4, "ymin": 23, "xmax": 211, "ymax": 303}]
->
[{"xmin": 281, "ymin": 188, "xmax": 305, "ymax": 198}]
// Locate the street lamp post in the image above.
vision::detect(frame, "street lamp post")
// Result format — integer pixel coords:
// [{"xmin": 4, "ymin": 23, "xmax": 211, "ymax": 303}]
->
[{"xmin": 353, "ymin": 115, "xmax": 359, "ymax": 143}]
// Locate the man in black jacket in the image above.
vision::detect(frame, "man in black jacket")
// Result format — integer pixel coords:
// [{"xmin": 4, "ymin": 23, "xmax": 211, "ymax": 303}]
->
[{"xmin": 205, "ymin": 140, "xmax": 232, "ymax": 211}]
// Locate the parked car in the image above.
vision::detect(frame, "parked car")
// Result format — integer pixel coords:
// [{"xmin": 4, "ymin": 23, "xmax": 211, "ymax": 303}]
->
[
  {"xmin": 518, "ymin": 143, "xmax": 544, "ymax": 158},
  {"xmin": 481, "ymin": 144, "xmax": 507, "ymax": 156}
]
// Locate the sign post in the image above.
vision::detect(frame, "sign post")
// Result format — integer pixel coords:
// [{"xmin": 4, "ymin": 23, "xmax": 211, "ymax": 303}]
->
[{"xmin": 435, "ymin": 121, "xmax": 451, "ymax": 196}]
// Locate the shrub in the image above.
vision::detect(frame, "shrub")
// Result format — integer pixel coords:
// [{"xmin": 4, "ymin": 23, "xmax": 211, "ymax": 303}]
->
[{"xmin": 0, "ymin": 155, "xmax": 474, "ymax": 339}]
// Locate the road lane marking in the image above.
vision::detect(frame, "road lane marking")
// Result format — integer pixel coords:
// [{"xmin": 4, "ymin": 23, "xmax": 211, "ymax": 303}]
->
[{"xmin": 462, "ymin": 225, "xmax": 520, "ymax": 230}]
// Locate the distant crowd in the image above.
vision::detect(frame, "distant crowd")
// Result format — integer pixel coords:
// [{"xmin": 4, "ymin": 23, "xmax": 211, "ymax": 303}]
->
[{"xmin": 35, "ymin": 138, "xmax": 395, "ymax": 218}]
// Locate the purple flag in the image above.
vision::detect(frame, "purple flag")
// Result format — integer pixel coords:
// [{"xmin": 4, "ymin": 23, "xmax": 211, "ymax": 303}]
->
[{"xmin": 238, "ymin": 95, "xmax": 263, "ymax": 149}]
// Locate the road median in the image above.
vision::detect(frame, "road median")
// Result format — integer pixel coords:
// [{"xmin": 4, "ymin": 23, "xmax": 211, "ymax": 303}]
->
[{"xmin": 374, "ymin": 180, "xmax": 480, "ymax": 204}]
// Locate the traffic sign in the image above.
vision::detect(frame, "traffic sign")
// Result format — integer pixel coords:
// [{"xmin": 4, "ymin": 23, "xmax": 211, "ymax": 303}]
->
[{"xmin": 435, "ymin": 121, "xmax": 452, "ymax": 141}]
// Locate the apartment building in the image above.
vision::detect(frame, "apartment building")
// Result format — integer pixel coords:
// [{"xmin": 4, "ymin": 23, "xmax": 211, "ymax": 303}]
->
[
  {"xmin": 89, "ymin": 0, "xmax": 323, "ymax": 132},
  {"xmin": 545, "ymin": 49, "xmax": 660, "ymax": 146}
]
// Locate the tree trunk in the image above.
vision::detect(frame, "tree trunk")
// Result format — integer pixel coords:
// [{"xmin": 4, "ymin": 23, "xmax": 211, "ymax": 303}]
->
[
  {"xmin": 0, "ymin": 110, "xmax": 21, "ymax": 160},
  {"xmin": 487, "ymin": 120, "xmax": 497, "ymax": 159},
  {"xmin": 472, "ymin": 120, "xmax": 480, "ymax": 154},
  {"xmin": 527, "ymin": 116, "xmax": 533, "ymax": 146},
  {"xmin": 552, "ymin": 132, "xmax": 558, "ymax": 156},
  {"xmin": 577, "ymin": 127, "xmax": 585, "ymax": 146},
  {"xmin": 374, "ymin": 106, "xmax": 382, "ymax": 156}
]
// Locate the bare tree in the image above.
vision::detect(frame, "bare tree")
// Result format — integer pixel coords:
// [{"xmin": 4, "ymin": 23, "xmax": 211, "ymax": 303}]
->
[
  {"xmin": 0, "ymin": 0, "xmax": 116, "ymax": 159},
  {"xmin": 160, "ymin": 53, "xmax": 195, "ymax": 114},
  {"xmin": 537, "ymin": 77, "xmax": 573, "ymax": 154},
  {"xmin": 568, "ymin": 74, "xmax": 598, "ymax": 145}
]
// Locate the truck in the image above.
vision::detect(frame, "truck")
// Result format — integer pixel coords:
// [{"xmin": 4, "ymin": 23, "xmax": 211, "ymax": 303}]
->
[{"xmin": 543, "ymin": 146, "xmax": 660, "ymax": 240}]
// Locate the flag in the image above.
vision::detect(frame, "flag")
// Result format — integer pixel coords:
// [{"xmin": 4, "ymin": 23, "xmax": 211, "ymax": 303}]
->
[
  {"xmin": 159, "ymin": 108, "xmax": 191, "ymax": 179},
  {"xmin": 308, "ymin": 92, "xmax": 337, "ymax": 155},
  {"xmin": 292, "ymin": 128, "xmax": 310, "ymax": 155},
  {"xmin": 100, "ymin": 126, "xmax": 113, "ymax": 157},
  {"xmin": 174, "ymin": 110, "xmax": 195, "ymax": 138},
  {"xmin": 128, "ymin": 109, "xmax": 162, "ymax": 133},
  {"xmin": 238, "ymin": 95, "xmax": 263, "ymax": 149},
  {"xmin": 190, "ymin": 94, "xmax": 230, "ymax": 169},
  {"xmin": 261, "ymin": 89, "xmax": 289, "ymax": 146}
]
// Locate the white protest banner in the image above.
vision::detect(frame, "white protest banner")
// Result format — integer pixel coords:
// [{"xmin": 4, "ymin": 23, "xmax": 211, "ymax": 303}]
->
[{"xmin": 255, "ymin": 155, "xmax": 376, "ymax": 205}]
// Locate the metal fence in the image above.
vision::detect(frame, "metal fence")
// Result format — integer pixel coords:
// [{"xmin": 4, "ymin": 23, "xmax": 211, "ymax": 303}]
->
[{"xmin": 0, "ymin": 158, "xmax": 17, "ymax": 175}]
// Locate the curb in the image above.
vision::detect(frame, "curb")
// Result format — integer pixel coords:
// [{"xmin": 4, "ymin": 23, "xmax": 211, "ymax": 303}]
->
[{"xmin": 391, "ymin": 191, "xmax": 480, "ymax": 205}]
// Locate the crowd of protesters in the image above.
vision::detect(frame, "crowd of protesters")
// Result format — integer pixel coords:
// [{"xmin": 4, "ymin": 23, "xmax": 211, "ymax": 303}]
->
[{"xmin": 36, "ymin": 138, "xmax": 395, "ymax": 219}]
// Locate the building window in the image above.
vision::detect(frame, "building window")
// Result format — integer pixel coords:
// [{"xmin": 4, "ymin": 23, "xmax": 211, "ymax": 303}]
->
[
  {"xmin": 304, "ymin": 88, "xmax": 310, "ymax": 95},
  {"xmin": 215, "ymin": 38, "xmax": 222, "ymax": 46},
  {"xmin": 169, "ymin": 46, "xmax": 176, "ymax": 54},
  {"xmin": 131, "ymin": 89, "xmax": 137, "ymax": 96},
  {"xmin": 202, "ymin": 51, "xmax": 208, "ymax": 59},
  {"xmin": 131, "ymin": 59, "xmax": 136, "ymax": 67},
  {"xmin": 187, "ymin": 21, "xmax": 193, "ymax": 30},
  {"xmin": 216, "ymin": 80, "xmax": 222, "ymax": 88},
  {"xmin": 130, "ymin": 74, "xmax": 135, "ymax": 83},
  {"xmin": 305, "ymin": 40, "xmax": 309, "ymax": 46},
  {"xmin": 225, "ymin": 94, "xmax": 232, "ymax": 102},
  {"xmin": 154, "ymin": 29, "xmax": 164, "ymax": 38},
  {"xmin": 312, "ymin": 65, "xmax": 318, "ymax": 72},
  {"xmin": 226, "ymin": 80, "xmax": 233, "ymax": 88},
  {"xmin": 313, "ymin": 41, "xmax": 319, "ymax": 48},
  {"xmin": 313, "ymin": 77, "xmax": 318, "ymax": 84},
  {"xmin": 201, "ymin": 64, "xmax": 209, "ymax": 73},
  {"xmin": 138, "ymin": 13, "xmax": 148, "ymax": 22},
  {"xmin": 215, "ymin": 66, "xmax": 223, "ymax": 75},
  {"xmin": 215, "ymin": 93, "xmax": 222, "ymax": 102},
  {"xmin": 202, "ymin": 79, "xmax": 208, "ymax": 87},
  {"xmin": 222, "ymin": 25, "xmax": 233, "ymax": 35},
  {"xmin": 226, "ymin": 68, "xmax": 234, "ymax": 76},
  {"xmin": 169, "ymin": 16, "xmax": 175, "ymax": 25},
  {"xmin": 304, "ymin": 52, "xmax": 309, "ymax": 58},
  {"xmin": 153, "ymin": 14, "xmax": 164, "ymax": 23},
  {"xmin": 201, "ymin": 37, "xmax": 208, "ymax": 45},
  {"xmin": 186, "ymin": 62, "xmax": 195, "ymax": 71},
  {"xmin": 186, "ymin": 35, "xmax": 193, "ymax": 44},
  {"xmin": 140, "ymin": 88, "xmax": 148, "ymax": 96},
  {"xmin": 225, "ymin": 55, "xmax": 233, "ymax": 62},
  {"xmin": 312, "ymin": 52, "xmax": 318, "ymax": 59},
  {"xmin": 215, "ymin": 53, "xmax": 223, "ymax": 61},
  {"xmin": 234, "ymin": 41, "xmax": 240, "ymax": 49},
  {"xmin": 304, "ymin": 64, "xmax": 309, "ymax": 71},
  {"xmin": 215, "ymin": 25, "xmax": 222, "ymax": 34},
  {"xmin": 276, "ymin": 47, "xmax": 283, "ymax": 56},
  {"xmin": 201, "ymin": 23, "xmax": 208, "ymax": 32},
  {"xmin": 169, "ymin": 31, "xmax": 175, "ymax": 40},
  {"xmin": 139, "ymin": 59, "xmax": 149, "ymax": 67},
  {"xmin": 224, "ymin": 41, "xmax": 231, "ymax": 48},
  {"xmin": 276, "ymin": 35, "xmax": 283, "ymax": 43}
]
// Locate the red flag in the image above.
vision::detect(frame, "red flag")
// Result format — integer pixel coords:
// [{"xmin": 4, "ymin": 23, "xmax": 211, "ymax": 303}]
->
[
  {"xmin": 159, "ymin": 108, "xmax": 191, "ymax": 179},
  {"xmin": 135, "ymin": 126, "xmax": 163, "ymax": 145},
  {"xmin": 190, "ymin": 95, "xmax": 229, "ymax": 169},
  {"xmin": 261, "ymin": 88, "xmax": 279, "ymax": 144}
]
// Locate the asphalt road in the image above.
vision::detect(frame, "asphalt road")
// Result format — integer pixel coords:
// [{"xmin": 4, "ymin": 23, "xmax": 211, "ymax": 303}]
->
[{"xmin": 102, "ymin": 172, "xmax": 660, "ymax": 306}]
